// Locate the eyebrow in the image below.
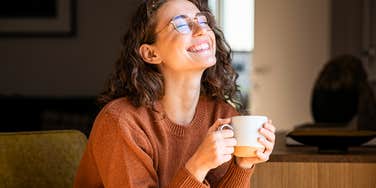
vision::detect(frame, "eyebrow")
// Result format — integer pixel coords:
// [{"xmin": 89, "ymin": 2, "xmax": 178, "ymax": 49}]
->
[
  {"xmin": 173, "ymin": 15, "xmax": 187, "ymax": 20},
  {"xmin": 170, "ymin": 12, "xmax": 203, "ymax": 21}
]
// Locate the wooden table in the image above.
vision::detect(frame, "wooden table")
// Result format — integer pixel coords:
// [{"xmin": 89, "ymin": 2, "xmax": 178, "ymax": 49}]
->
[{"xmin": 250, "ymin": 132, "xmax": 376, "ymax": 188}]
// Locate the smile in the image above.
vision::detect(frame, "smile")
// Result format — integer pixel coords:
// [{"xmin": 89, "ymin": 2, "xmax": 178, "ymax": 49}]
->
[{"xmin": 187, "ymin": 42, "xmax": 210, "ymax": 53}]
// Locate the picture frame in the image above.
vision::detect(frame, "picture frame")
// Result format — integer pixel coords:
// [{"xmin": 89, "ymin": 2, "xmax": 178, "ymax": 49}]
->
[{"xmin": 0, "ymin": 0, "xmax": 76, "ymax": 37}]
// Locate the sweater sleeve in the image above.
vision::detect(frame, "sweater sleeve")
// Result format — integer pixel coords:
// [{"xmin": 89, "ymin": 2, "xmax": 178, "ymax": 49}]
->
[
  {"xmin": 216, "ymin": 158, "xmax": 255, "ymax": 187},
  {"xmin": 167, "ymin": 166, "xmax": 210, "ymax": 188},
  {"xmin": 90, "ymin": 111, "xmax": 158, "ymax": 188}
]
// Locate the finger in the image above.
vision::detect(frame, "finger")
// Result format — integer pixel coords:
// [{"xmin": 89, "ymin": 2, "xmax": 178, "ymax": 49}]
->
[
  {"xmin": 263, "ymin": 121, "xmax": 276, "ymax": 133},
  {"xmin": 256, "ymin": 150, "xmax": 269, "ymax": 162},
  {"xmin": 258, "ymin": 137, "xmax": 274, "ymax": 154},
  {"xmin": 208, "ymin": 118, "xmax": 231, "ymax": 132},
  {"xmin": 263, "ymin": 149, "xmax": 273, "ymax": 157},
  {"xmin": 219, "ymin": 129, "xmax": 234, "ymax": 138},
  {"xmin": 223, "ymin": 137, "xmax": 237, "ymax": 146},
  {"xmin": 223, "ymin": 146, "xmax": 235, "ymax": 155},
  {"xmin": 259, "ymin": 127, "xmax": 275, "ymax": 143}
]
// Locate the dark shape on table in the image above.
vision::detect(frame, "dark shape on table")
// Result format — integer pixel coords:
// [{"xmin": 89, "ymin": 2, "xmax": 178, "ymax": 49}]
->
[{"xmin": 287, "ymin": 123, "xmax": 376, "ymax": 153}]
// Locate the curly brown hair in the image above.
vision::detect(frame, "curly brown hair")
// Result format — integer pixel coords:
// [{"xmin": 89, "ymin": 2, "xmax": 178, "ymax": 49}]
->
[{"xmin": 98, "ymin": 0, "xmax": 243, "ymax": 110}]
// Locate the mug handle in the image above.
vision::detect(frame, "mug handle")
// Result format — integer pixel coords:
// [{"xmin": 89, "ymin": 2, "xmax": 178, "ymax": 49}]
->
[{"xmin": 218, "ymin": 124, "xmax": 233, "ymax": 131}]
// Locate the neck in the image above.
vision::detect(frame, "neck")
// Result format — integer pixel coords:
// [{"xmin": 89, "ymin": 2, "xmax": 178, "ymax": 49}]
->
[{"xmin": 161, "ymin": 71, "xmax": 203, "ymax": 125}]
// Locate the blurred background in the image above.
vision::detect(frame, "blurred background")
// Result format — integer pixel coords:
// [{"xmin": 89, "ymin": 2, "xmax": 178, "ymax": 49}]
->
[{"xmin": 0, "ymin": 0, "xmax": 375, "ymax": 134}]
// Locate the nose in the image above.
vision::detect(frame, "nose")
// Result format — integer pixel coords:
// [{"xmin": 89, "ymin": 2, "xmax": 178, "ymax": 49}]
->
[{"xmin": 191, "ymin": 21, "xmax": 207, "ymax": 36}]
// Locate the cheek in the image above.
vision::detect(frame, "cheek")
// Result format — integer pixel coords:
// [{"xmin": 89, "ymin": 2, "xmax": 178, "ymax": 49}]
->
[
  {"xmin": 164, "ymin": 34, "xmax": 187, "ymax": 51},
  {"xmin": 206, "ymin": 32, "xmax": 216, "ymax": 52},
  {"xmin": 168, "ymin": 37, "xmax": 191, "ymax": 59},
  {"xmin": 210, "ymin": 33, "xmax": 216, "ymax": 49},
  {"xmin": 155, "ymin": 36, "xmax": 184, "ymax": 59}
]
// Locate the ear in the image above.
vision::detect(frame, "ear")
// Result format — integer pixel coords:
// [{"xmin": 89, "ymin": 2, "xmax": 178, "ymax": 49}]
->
[{"xmin": 139, "ymin": 44, "xmax": 163, "ymax": 64}]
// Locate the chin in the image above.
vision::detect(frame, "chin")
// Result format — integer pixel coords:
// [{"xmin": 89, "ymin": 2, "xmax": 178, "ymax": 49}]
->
[
  {"xmin": 194, "ymin": 56, "xmax": 216, "ymax": 69},
  {"xmin": 206, "ymin": 56, "xmax": 217, "ymax": 67}
]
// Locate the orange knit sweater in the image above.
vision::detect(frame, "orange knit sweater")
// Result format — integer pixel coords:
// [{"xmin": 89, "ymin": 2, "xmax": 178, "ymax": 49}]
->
[{"xmin": 74, "ymin": 96, "xmax": 254, "ymax": 187}]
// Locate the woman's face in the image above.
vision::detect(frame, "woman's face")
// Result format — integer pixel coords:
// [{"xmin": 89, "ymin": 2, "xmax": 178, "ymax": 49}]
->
[{"xmin": 153, "ymin": 0, "xmax": 216, "ymax": 74}]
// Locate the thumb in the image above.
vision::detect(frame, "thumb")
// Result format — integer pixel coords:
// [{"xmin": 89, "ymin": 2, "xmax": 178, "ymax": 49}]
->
[{"xmin": 208, "ymin": 118, "xmax": 231, "ymax": 133}]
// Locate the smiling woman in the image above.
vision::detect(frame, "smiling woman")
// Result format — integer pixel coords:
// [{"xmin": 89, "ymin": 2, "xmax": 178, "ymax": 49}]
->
[{"xmin": 74, "ymin": 0, "xmax": 276, "ymax": 187}]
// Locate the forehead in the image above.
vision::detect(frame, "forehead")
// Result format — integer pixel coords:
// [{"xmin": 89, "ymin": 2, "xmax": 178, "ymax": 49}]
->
[{"xmin": 156, "ymin": 0, "xmax": 200, "ymax": 24}]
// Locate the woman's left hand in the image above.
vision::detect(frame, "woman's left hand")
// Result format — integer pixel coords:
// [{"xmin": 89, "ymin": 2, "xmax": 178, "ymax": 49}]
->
[{"xmin": 235, "ymin": 120, "xmax": 276, "ymax": 169}]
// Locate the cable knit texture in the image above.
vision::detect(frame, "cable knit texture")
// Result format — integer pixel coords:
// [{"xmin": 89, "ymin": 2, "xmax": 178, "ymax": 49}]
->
[{"xmin": 74, "ymin": 96, "xmax": 254, "ymax": 188}]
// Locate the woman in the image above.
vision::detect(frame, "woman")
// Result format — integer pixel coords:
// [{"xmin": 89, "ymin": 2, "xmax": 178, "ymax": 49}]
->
[{"xmin": 74, "ymin": 0, "xmax": 276, "ymax": 187}]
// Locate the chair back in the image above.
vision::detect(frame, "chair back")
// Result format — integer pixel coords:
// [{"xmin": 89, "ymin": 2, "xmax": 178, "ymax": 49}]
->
[{"xmin": 0, "ymin": 130, "xmax": 87, "ymax": 188}]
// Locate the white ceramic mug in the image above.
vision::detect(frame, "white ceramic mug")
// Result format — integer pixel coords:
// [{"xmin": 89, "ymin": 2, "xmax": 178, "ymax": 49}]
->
[{"xmin": 219, "ymin": 115, "xmax": 267, "ymax": 157}]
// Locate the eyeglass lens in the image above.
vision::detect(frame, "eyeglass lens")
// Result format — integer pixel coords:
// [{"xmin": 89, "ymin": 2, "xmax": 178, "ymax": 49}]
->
[{"xmin": 172, "ymin": 13, "xmax": 210, "ymax": 34}]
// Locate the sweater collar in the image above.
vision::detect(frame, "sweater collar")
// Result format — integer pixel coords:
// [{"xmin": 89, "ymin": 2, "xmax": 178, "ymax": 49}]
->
[{"xmin": 154, "ymin": 96, "xmax": 207, "ymax": 136}]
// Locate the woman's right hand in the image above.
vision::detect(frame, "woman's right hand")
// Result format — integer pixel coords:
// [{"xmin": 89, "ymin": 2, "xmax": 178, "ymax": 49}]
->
[{"xmin": 185, "ymin": 118, "xmax": 237, "ymax": 182}]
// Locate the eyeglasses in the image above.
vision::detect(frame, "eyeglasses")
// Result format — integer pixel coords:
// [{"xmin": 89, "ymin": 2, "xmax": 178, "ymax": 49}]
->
[{"xmin": 156, "ymin": 12, "xmax": 212, "ymax": 34}]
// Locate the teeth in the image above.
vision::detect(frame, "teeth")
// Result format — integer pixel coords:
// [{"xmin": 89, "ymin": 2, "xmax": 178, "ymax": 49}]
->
[{"xmin": 188, "ymin": 43, "xmax": 210, "ymax": 52}]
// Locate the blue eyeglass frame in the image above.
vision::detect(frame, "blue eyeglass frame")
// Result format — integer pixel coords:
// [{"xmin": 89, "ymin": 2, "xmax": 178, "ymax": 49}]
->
[{"xmin": 155, "ymin": 12, "xmax": 212, "ymax": 34}]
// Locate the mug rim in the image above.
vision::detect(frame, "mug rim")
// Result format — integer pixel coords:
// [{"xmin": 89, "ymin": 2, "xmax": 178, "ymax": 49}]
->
[{"xmin": 231, "ymin": 115, "xmax": 267, "ymax": 119}]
